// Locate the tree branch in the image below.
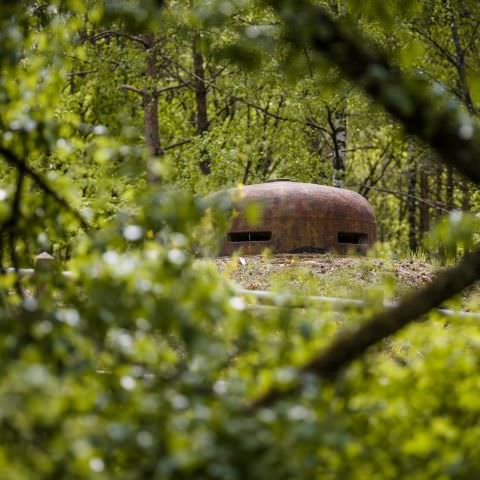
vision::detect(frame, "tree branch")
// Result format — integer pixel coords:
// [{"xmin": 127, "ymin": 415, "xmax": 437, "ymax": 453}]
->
[
  {"xmin": 153, "ymin": 82, "xmax": 190, "ymax": 96},
  {"xmin": 0, "ymin": 147, "xmax": 91, "ymax": 231},
  {"xmin": 164, "ymin": 139, "xmax": 193, "ymax": 151},
  {"xmin": 351, "ymin": 184, "xmax": 449, "ymax": 213},
  {"xmin": 250, "ymin": 246, "xmax": 480, "ymax": 409},
  {"xmin": 0, "ymin": 169, "xmax": 25, "ymax": 295},
  {"xmin": 244, "ymin": 0, "xmax": 480, "ymax": 410},
  {"xmin": 410, "ymin": 25, "xmax": 459, "ymax": 69},
  {"xmin": 270, "ymin": 0, "xmax": 480, "ymax": 185},
  {"xmin": 67, "ymin": 70, "xmax": 98, "ymax": 78},
  {"xmin": 119, "ymin": 84, "xmax": 145, "ymax": 96},
  {"xmin": 120, "ymin": 83, "xmax": 190, "ymax": 97},
  {"xmin": 89, "ymin": 30, "xmax": 151, "ymax": 48}
]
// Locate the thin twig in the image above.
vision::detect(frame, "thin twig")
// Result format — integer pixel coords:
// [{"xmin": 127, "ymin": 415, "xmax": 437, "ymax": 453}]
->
[
  {"xmin": 164, "ymin": 139, "xmax": 193, "ymax": 150},
  {"xmin": 0, "ymin": 147, "xmax": 91, "ymax": 231},
  {"xmin": 119, "ymin": 84, "xmax": 145, "ymax": 96},
  {"xmin": 89, "ymin": 30, "xmax": 151, "ymax": 48},
  {"xmin": 1, "ymin": 169, "xmax": 25, "ymax": 296}
]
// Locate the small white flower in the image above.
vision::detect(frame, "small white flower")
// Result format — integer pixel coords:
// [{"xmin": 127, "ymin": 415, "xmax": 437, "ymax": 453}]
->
[
  {"xmin": 120, "ymin": 376, "xmax": 136, "ymax": 391},
  {"xmin": 229, "ymin": 296, "xmax": 246, "ymax": 311},
  {"xmin": 171, "ymin": 394, "xmax": 189, "ymax": 409},
  {"xmin": 219, "ymin": 1, "xmax": 234, "ymax": 15},
  {"xmin": 56, "ymin": 309, "xmax": 80, "ymax": 327},
  {"xmin": 123, "ymin": 225, "xmax": 143, "ymax": 241},
  {"xmin": 136, "ymin": 431, "xmax": 153, "ymax": 448},
  {"xmin": 167, "ymin": 249, "xmax": 186, "ymax": 266},
  {"xmin": 89, "ymin": 457, "xmax": 105, "ymax": 472},
  {"xmin": 93, "ymin": 125, "xmax": 108, "ymax": 135},
  {"xmin": 450, "ymin": 209, "xmax": 463, "ymax": 224},
  {"xmin": 287, "ymin": 405, "xmax": 314, "ymax": 421},
  {"xmin": 102, "ymin": 251, "xmax": 119, "ymax": 265},
  {"xmin": 213, "ymin": 380, "xmax": 228, "ymax": 395},
  {"xmin": 459, "ymin": 123, "xmax": 474, "ymax": 140}
]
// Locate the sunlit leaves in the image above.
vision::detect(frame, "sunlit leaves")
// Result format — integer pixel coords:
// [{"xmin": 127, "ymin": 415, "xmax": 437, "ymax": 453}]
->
[
  {"xmin": 347, "ymin": 0, "xmax": 421, "ymax": 26},
  {"xmin": 426, "ymin": 210, "xmax": 480, "ymax": 259},
  {"xmin": 3, "ymin": 0, "xmax": 480, "ymax": 478}
]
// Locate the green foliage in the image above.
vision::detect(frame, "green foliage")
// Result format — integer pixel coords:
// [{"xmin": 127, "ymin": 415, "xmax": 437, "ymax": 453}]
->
[
  {"xmin": 2, "ymin": 0, "xmax": 480, "ymax": 478},
  {"xmin": 426, "ymin": 211, "xmax": 480, "ymax": 260}
]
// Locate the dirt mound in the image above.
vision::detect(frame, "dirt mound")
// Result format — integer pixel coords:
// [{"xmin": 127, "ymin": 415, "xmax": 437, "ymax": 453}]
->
[{"xmin": 215, "ymin": 254, "xmax": 435, "ymax": 297}]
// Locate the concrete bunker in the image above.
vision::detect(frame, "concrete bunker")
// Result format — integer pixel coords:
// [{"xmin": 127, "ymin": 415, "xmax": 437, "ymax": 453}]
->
[{"xmin": 219, "ymin": 180, "xmax": 376, "ymax": 255}]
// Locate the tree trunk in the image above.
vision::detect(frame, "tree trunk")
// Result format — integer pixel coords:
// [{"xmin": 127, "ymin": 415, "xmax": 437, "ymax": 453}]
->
[
  {"xmin": 329, "ymin": 0, "xmax": 347, "ymax": 188},
  {"xmin": 327, "ymin": 107, "xmax": 346, "ymax": 188},
  {"xmin": 407, "ymin": 141, "xmax": 418, "ymax": 252},
  {"xmin": 419, "ymin": 157, "xmax": 430, "ymax": 238},
  {"xmin": 435, "ymin": 161, "xmax": 443, "ymax": 220},
  {"xmin": 332, "ymin": 109, "xmax": 346, "ymax": 188},
  {"xmin": 407, "ymin": 164, "xmax": 417, "ymax": 252},
  {"xmin": 450, "ymin": 10, "xmax": 473, "ymax": 213},
  {"xmin": 243, "ymin": 104, "xmax": 252, "ymax": 184},
  {"xmin": 446, "ymin": 164, "xmax": 455, "ymax": 210},
  {"xmin": 193, "ymin": 33, "xmax": 211, "ymax": 175},
  {"xmin": 451, "ymin": 13, "xmax": 476, "ymax": 115},
  {"xmin": 193, "ymin": 34, "xmax": 208, "ymax": 135},
  {"xmin": 143, "ymin": 92, "xmax": 162, "ymax": 157},
  {"xmin": 141, "ymin": 34, "xmax": 163, "ymax": 183},
  {"xmin": 143, "ymin": 35, "xmax": 162, "ymax": 156}
]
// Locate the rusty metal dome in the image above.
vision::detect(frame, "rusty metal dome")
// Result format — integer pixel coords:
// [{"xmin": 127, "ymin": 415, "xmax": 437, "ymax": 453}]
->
[{"xmin": 219, "ymin": 181, "xmax": 376, "ymax": 255}]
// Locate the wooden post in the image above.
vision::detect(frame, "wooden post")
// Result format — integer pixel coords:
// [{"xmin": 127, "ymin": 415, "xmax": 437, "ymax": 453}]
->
[
  {"xmin": 34, "ymin": 252, "xmax": 55, "ymax": 300},
  {"xmin": 34, "ymin": 252, "xmax": 55, "ymax": 273}
]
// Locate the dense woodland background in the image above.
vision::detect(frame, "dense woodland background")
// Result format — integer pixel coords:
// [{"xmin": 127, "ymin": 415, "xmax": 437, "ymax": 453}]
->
[
  {"xmin": 57, "ymin": 0, "xmax": 480, "ymax": 251},
  {"xmin": 6, "ymin": 0, "xmax": 480, "ymax": 256},
  {"xmin": 2, "ymin": 0, "xmax": 480, "ymax": 478}
]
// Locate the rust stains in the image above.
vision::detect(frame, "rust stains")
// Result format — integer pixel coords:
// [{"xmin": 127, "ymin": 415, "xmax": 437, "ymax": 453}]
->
[{"xmin": 219, "ymin": 181, "xmax": 376, "ymax": 255}]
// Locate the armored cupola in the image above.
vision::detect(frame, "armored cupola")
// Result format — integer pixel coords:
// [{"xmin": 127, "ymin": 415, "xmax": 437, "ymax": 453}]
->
[{"xmin": 219, "ymin": 181, "xmax": 376, "ymax": 255}]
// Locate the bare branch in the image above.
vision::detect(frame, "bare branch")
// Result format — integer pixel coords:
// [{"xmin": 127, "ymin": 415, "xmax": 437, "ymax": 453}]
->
[
  {"xmin": 0, "ymin": 147, "xmax": 91, "ymax": 231},
  {"xmin": 159, "ymin": 50, "xmax": 331, "ymax": 134},
  {"xmin": 67, "ymin": 70, "xmax": 98, "ymax": 78},
  {"xmin": 466, "ymin": 20, "xmax": 480, "ymax": 52},
  {"xmin": 89, "ymin": 30, "xmax": 151, "ymax": 48},
  {"xmin": 357, "ymin": 142, "xmax": 394, "ymax": 197},
  {"xmin": 410, "ymin": 25, "xmax": 459, "ymax": 69},
  {"xmin": 120, "ymin": 83, "xmax": 190, "ymax": 98},
  {"xmin": 270, "ymin": 1, "xmax": 480, "ymax": 184},
  {"xmin": 120, "ymin": 84, "xmax": 145, "ymax": 96},
  {"xmin": 0, "ymin": 169, "xmax": 25, "ymax": 295},
  {"xmin": 153, "ymin": 82, "xmax": 190, "ymax": 96},
  {"xmin": 351, "ymin": 184, "xmax": 449, "ymax": 213},
  {"xmin": 164, "ymin": 139, "xmax": 193, "ymax": 151},
  {"xmin": 304, "ymin": 116, "xmax": 331, "ymax": 135}
]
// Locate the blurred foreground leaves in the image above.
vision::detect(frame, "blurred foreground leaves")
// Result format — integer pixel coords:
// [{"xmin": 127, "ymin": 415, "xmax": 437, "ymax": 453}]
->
[{"xmin": 2, "ymin": 0, "xmax": 480, "ymax": 479}]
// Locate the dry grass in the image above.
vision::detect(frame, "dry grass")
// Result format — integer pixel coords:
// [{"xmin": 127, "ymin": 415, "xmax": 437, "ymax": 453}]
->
[{"xmin": 214, "ymin": 253, "xmax": 436, "ymax": 299}]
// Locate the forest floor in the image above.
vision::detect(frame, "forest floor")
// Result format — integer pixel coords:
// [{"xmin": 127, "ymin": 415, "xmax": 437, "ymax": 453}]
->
[
  {"xmin": 215, "ymin": 254, "xmax": 432, "ymax": 294},
  {"xmin": 213, "ymin": 254, "xmax": 480, "ymax": 309}
]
